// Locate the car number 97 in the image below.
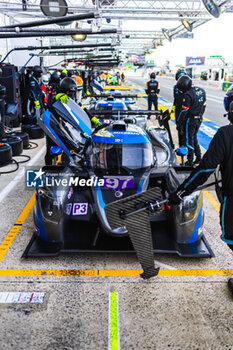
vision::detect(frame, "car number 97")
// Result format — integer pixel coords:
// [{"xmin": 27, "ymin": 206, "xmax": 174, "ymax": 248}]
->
[{"xmin": 103, "ymin": 176, "xmax": 134, "ymax": 190}]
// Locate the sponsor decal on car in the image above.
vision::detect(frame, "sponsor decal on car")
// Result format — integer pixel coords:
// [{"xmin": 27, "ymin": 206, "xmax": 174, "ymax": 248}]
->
[
  {"xmin": 65, "ymin": 203, "xmax": 72, "ymax": 215},
  {"xmin": 103, "ymin": 176, "xmax": 134, "ymax": 190},
  {"xmin": 72, "ymin": 203, "xmax": 88, "ymax": 216},
  {"xmin": 67, "ymin": 187, "xmax": 73, "ymax": 199}
]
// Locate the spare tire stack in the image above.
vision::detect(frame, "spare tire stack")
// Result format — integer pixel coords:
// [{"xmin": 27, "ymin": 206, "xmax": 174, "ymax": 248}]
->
[
  {"xmin": 0, "ymin": 135, "xmax": 23, "ymax": 156},
  {"xmin": 22, "ymin": 124, "xmax": 44, "ymax": 139},
  {"xmin": 10, "ymin": 131, "xmax": 30, "ymax": 149},
  {"xmin": 0, "ymin": 143, "xmax": 12, "ymax": 166}
]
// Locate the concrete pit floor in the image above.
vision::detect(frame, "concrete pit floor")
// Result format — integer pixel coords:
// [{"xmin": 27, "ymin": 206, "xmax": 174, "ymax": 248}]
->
[{"xmin": 0, "ymin": 80, "xmax": 232, "ymax": 350}]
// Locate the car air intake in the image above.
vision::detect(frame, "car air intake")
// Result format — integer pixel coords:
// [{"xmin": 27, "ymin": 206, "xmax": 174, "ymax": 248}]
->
[{"xmin": 112, "ymin": 121, "xmax": 126, "ymax": 131}]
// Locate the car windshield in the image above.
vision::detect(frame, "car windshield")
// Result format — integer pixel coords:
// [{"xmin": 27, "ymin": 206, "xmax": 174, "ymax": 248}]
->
[{"xmin": 91, "ymin": 142, "xmax": 154, "ymax": 174}]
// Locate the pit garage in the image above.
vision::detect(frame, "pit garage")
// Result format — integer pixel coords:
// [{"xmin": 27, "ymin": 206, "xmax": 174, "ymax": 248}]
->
[{"xmin": 0, "ymin": 1, "xmax": 232, "ymax": 349}]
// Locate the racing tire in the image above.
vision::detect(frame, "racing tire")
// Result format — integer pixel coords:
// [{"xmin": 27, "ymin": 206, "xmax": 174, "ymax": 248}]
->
[
  {"xmin": 0, "ymin": 136, "xmax": 23, "ymax": 156},
  {"xmin": 12, "ymin": 116, "xmax": 21, "ymax": 128},
  {"xmin": 9, "ymin": 131, "xmax": 30, "ymax": 149},
  {"xmin": 22, "ymin": 115, "xmax": 37, "ymax": 126},
  {"xmin": 0, "ymin": 143, "xmax": 12, "ymax": 166},
  {"xmin": 22, "ymin": 124, "xmax": 44, "ymax": 139}
]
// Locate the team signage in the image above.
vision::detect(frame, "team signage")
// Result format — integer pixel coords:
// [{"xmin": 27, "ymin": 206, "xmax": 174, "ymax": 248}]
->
[{"xmin": 186, "ymin": 57, "xmax": 205, "ymax": 66}]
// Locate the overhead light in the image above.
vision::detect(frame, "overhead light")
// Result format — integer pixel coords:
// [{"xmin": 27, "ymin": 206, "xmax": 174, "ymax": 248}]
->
[
  {"xmin": 202, "ymin": 0, "xmax": 220, "ymax": 18},
  {"xmin": 72, "ymin": 34, "xmax": 86, "ymax": 42},
  {"xmin": 181, "ymin": 19, "xmax": 193, "ymax": 32},
  {"xmin": 162, "ymin": 28, "xmax": 172, "ymax": 42},
  {"xmin": 72, "ymin": 21, "xmax": 86, "ymax": 42}
]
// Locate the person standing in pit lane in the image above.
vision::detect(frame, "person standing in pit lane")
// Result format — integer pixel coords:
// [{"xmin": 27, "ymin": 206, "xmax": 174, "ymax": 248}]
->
[
  {"xmin": 223, "ymin": 84, "xmax": 233, "ymax": 125},
  {"xmin": 28, "ymin": 65, "xmax": 44, "ymax": 115},
  {"xmin": 47, "ymin": 71, "xmax": 60, "ymax": 110},
  {"xmin": 173, "ymin": 68, "xmax": 186, "ymax": 147},
  {"xmin": 145, "ymin": 72, "xmax": 160, "ymax": 118},
  {"xmin": 176, "ymin": 75, "xmax": 206, "ymax": 166},
  {"xmin": 73, "ymin": 71, "xmax": 83, "ymax": 102},
  {"xmin": 169, "ymin": 100, "xmax": 233, "ymax": 294}
]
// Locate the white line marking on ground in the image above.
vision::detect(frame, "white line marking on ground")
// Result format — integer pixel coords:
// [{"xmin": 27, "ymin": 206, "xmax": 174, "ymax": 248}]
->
[
  {"xmin": 0, "ymin": 145, "xmax": 46, "ymax": 203},
  {"xmin": 154, "ymin": 260, "xmax": 176, "ymax": 270},
  {"xmin": 206, "ymin": 96, "xmax": 223, "ymax": 104},
  {"xmin": 0, "ymin": 292, "xmax": 45, "ymax": 304}
]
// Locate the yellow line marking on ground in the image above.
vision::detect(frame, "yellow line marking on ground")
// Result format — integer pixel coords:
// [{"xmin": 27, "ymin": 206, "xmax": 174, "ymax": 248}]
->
[
  {"xmin": 203, "ymin": 190, "xmax": 220, "ymax": 213},
  {"xmin": 109, "ymin": 292, "xmax": 120, "ymax": 350},
  {"xmin": 103, "ymin": 87, "xmax": 131, "ymax": 90},
  {"xmin": 0, "ymin": 269, "xmax": 232, "ymax": 277},
  {"xmin": 0, "ymin": 193, "xmax": 35, "ymax": 262}
]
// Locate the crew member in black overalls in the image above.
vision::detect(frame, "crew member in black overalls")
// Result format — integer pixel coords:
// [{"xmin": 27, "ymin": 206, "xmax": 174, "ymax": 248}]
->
[
  {"xmin": 28, "ymin": 65, "xmax": 44, "ymax": 115},
  {"xmin": 0, "ymin": 68, "xmax": 6, "ymax": 136},
  {"xmin": 146, "ymin": 73, "xmax": 159, "ymax": 117},
  {"xmin": 176, "ymin": 75, "xmax": 206, "ymax": 166},
  {"xmin": 169, "ymin": 101, "xmax": 233, "ymax": 294},
  {"xmin": 47, "ymin": 71, "xmax": 60, "ymax": 110},
  {"xmin": 173, "ymin": 69, "xmax": 186, "ymax": 147}
]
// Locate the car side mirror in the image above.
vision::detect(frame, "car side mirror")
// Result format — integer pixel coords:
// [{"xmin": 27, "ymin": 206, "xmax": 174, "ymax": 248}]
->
[
  {"xmin": 50, "ymin": 146, "xmax": 62, "ymax": 156},
  {"xmin": 176, "ymin": 147, "xmax": 188, "ymax": 157}
]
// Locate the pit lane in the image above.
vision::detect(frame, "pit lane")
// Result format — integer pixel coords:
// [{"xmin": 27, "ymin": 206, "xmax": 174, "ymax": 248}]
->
[{"xmin": 0, "ymin": 80, "xmax": 232, "ymax": 350}]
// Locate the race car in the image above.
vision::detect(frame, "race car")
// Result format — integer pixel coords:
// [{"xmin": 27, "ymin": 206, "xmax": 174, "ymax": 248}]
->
[
  {"xmin": 106, "ymin": 74, "xmax": 121, "ymax": 86},
  {"xmin": 23, "ymin": 98, "xmax": 214, "ymax": 278},
  {"xmin": 88, "ymin": 90, "xmax": 146, "ymax": 129}
]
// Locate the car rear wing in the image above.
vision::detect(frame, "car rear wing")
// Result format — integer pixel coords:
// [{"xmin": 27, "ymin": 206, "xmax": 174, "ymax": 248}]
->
[
  {"xmin": 87, "ymin": 94, "xmax": 139, "ymax": 99},
  {"xmin": 91, "ymin": 109, "xmax": 163, "ymax": 116}
]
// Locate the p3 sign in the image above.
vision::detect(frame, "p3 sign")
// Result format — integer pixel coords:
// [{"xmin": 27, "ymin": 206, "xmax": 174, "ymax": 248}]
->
[{"xmin": 72, "ymin": 203, "xmax": 88, "ymax": 216}]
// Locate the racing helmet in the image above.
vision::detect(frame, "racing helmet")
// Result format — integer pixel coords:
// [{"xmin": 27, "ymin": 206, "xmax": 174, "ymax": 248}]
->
[
  {"xmin": 33, "ymin": 65, "xmax": 42, "ymax": 78},
  {"xmin": 91, "ymin": 125, "xmax": 154, "ymax": 175},
  {"xmin": 176, "ymin": 75, "xmax": 192, "ymax": 93},
  {"xmin": 175, "ymin": 68, "xmax": 186, "ymax": 81},
  {"xmin": 60, "ymin": 69, "xmax": 68, "ymax": 79},
  {"xmin": 150, "ymin": 72, "xmax": 156, "ymax": 79},
  {"xmin": 50, "ymin": 71, "xmax": 60, "ymax": 84},
  {"xmin": 60, "ymin": 77, "xmax": 77, "ymax": 96},
  {"xmin": 228, "ymin": 101, "xmax": 233, "ymax": 123},
  {"xmin": 67, "ymin": 70, "xmax": 73, "ymax": 77},
  {"xmin": 223, "ymin": 84, "xmax": 233, "ymax": 111},
  {"xmin": 41, "ymin": 74, "xmax": 49, "ymax": 85}
]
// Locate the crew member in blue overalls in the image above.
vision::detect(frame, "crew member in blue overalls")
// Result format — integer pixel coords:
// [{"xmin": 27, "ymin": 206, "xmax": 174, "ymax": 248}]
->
[
  {"xmin": 176, "ymin": 75, "xmax": 206, "ymax": 166},
  {"xmin": 28, "ymin": 65, "xmax": 44, "ymax": 114}
]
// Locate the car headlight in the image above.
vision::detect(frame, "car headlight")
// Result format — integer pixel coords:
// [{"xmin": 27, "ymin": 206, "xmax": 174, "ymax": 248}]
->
[
  {"xmin": 38, "ymin": 189, "xmax": 62, "ymax": 224},
  {"xmin": 175, "ymin": 191, "xmax": 202, "ymax": 225}
]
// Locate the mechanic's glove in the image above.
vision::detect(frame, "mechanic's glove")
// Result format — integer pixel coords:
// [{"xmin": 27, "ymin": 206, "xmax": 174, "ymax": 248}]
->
[
  {"xmin": 170, "ymin": 105, "xmax": 175, "ymax": 117},
  {"xmin": 168, "ymin": 190, "xmax": 185, "ymax": 205},
  {"xmin": 91, "ymin": 116, "xmax": 102, "ymax": 128},
  {"xmin": 34, "ymin": 100, "xmax": 41, "ymax": 109},
  {"xmin": 56, "ymin": 93, "xmax": 70, "ymax": 104},
  {"xmin": 170, "ymin": 105, "xmax": 175, "ymax": 113}
]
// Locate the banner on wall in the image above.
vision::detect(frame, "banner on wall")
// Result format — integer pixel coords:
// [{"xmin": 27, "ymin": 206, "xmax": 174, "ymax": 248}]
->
[{"xmin": 186, "ymin": 57, "xmax": 205, "ymax": 66}]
